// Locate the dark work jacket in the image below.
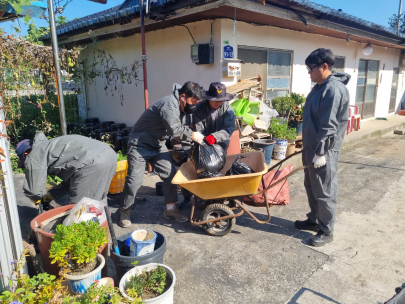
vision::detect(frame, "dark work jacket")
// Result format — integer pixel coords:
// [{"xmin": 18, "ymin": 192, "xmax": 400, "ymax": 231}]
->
[
  {"xmin": 193, "ymin": 100, "xmax": 236, "ymax": 152},
  {"xmin": 129, "ymin": 84, "xmax": 193, "ymax": 150},
  {"xmin": 302, "ymin": 72, "xmax": 350, "ymax": 165},
  {"xmin": 23, "ymin": 132, "xmax": 111, "ymax": 201}
]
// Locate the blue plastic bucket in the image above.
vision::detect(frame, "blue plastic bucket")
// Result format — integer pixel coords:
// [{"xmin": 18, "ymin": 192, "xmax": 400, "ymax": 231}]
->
[
  {"xmin": 129, "ymin": 229, "xmax": 157, "ymax": 257},
  {"xmin": 253, "ymin": 139, "xmax": 276, "ymax": 165}
]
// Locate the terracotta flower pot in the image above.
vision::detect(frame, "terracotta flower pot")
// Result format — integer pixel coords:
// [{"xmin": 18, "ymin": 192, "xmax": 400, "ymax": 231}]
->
[{"xmin": 30, "ymin": 205, "xmax": 109, "ymax": 277}]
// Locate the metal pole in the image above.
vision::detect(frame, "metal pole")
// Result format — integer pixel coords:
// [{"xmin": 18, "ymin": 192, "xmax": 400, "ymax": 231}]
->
[
  {"xmin": 140, "ymin": 0, "xmax": 149, "ymax": 109},
  {"xmin": 140, "ymin": 0, "xmax": 152, "ymax": 173},
  {"xmin": 47, "ymin": 0, "xmax": 67, "ymax": 135},
  {"xmin": 398, "ymin": 0, "xmax": 403, "ymax": 31}
]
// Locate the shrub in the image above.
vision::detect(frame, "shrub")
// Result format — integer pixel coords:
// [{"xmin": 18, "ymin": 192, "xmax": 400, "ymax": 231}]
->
[
  {"xmin": 268, "ymin": 118, "xmax": 297, "ymax": 140},
  {"xmin": 49, "ymin": 221, "xmax": 107, "ymax": 273}
]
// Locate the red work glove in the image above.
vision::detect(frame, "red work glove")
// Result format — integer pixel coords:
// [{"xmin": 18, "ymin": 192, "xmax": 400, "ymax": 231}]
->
[{"xmin": 205, "ymin": 135, "xmax": 216, "ymax": 145}]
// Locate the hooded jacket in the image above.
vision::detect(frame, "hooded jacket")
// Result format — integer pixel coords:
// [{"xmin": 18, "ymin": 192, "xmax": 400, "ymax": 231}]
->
[
  {"xmin": 302, "ymin": 72, "xmax": 350, "ymax": 165},
  {"xmin": 23, "ymin": 132, "xmax": 111, "ymax": 201},
  {"xmin": 192, "ymin": 100, "xmax": 236, "ymax": 152},
  {"xmin": 129, "ymin": 84, "xmax": 193, "ymax": 149}
]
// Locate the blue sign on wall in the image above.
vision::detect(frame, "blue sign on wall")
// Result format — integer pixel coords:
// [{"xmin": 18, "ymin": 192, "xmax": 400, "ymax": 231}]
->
[{"xmin": 223, "ymin": 45, "xmax": 234, "ymax": 59}]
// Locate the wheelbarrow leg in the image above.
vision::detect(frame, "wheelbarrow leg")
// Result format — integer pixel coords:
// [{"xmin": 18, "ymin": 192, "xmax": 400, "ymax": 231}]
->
[
  {"xmin": 233, "ymin": 192, "xmax": 272, "ymax": 224},
  {"xmin": 190, "ymin": 196, "xmax": 198, "ymax": 225}
]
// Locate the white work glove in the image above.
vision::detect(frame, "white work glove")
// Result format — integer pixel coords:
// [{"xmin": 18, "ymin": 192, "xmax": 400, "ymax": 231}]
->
[
  {"xmin": 191, "ymin": 132, "xmax": 204, "ymax": 144},
  {"xmin": 313, "ymin": 155, "xmax": 326, "ymax": 168}
]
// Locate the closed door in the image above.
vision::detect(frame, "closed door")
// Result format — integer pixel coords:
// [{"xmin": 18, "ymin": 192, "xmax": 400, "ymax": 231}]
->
[
  {"xmin": 356, "ymin": 60, "xmax": 379, "ymax": 118},
  {"xmin": 389, "ymin": 68, "xmax": 399, "ymax": 113}
]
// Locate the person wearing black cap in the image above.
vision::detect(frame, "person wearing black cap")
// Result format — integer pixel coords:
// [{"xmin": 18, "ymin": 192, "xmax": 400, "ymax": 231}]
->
[
  {"xmin": 193, "ymin": 82, "xmax": 236, "ymax": 151},
  {"xmin": 16, "ymin": 131, "xmax": 117, "ymax": 205}
]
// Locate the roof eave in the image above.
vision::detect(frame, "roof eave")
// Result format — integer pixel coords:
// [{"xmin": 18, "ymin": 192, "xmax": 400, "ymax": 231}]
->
[{"xmin": 50, "ymin": 0, "xmax": 405, "ymax": 50}]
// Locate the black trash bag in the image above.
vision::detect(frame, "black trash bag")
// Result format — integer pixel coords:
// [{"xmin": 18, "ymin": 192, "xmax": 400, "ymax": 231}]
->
[
  {"xmin": 171, "ymin": 148, "xmax": 189, "ymax": 166},
  {"xmin": 198, "ymin": 171, "xmax": 224, "ymax": 179},
  {"xmin": 192, "ymin": 143, "xmax": 226, "ymax": 174},
  {"xmin": 226, "ymin": 156, "xmax": 255, "ymax": 176}
]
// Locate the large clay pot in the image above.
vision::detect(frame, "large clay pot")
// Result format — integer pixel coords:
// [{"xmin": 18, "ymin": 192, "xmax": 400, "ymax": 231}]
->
[
  {"xmin": 108, "ymin": 131, "xmax": 124, "ymax": 151},
  {"xmin": 226, "ymin": 130, "xmax": 241, "ymax": 155},
  {"xmin": 101, "ymin": 121, "xmax": 115, "ymax": 131},
  {"xmin": 84, "ymin": 117, "xmax": 100, "ymax": 126},
  {"xmin": 30, "ymin": 205, "xmax": 109, "ymax": 277},
  {"xmin": 110, "ymin": 123, "xmax": 126, "ymax": 131},
  {"xmin": 122, "ymin": 127, "xmax": 132, "ymax": 137}
]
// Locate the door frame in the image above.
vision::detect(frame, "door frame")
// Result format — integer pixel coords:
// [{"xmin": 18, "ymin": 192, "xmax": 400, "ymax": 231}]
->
[{"xmin": 357, "ymin": 59, "xmax": 380, "ymax": 119}]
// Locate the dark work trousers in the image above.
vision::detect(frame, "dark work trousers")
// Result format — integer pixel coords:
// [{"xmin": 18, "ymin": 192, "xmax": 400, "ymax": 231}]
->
[
  {"xmin": 120, "ymin": 144, "xmax": 178, "ymax": 209},
  {"xmin": 303, "ymin": 149, "xmax": 340, "ymax": 234}
]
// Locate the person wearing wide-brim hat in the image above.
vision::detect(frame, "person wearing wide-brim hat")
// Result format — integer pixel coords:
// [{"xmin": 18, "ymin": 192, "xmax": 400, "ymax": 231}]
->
[{"xmin": 178, "ymin": 82, "xmax": 236, "ymax": 210}]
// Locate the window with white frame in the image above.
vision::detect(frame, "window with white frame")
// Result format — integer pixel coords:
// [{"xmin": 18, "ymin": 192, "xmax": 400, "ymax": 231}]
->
[
  {"xmin": 266, "ymin": 50, "xmax": 293, "ymax": 101},
  {"xmin": 237, "ymin": 47, "xmax": 293, "ymax": 103}
]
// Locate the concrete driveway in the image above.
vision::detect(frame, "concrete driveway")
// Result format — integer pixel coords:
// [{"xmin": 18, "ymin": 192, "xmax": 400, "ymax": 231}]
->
[{"xmin": 14, "ymin": 134, "xmax": 405, "ymax": 304}]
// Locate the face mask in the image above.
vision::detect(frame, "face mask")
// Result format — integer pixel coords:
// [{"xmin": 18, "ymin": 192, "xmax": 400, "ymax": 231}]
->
[{"xmin": 184, "ymin": 102, "xmax": 196, "ymax": 114}]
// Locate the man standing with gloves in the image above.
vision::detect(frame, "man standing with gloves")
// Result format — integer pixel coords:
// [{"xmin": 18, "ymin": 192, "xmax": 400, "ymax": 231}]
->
[
  {"xmin": 119, "ymin": 81, "xmax": 205, "ymax": 227},
  {"xmin": 294, "ymin": 48, "xmax": 350, "ymax": 247}
]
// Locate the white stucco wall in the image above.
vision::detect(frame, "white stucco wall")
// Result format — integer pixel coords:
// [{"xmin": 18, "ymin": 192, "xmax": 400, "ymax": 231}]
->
[
  {"xmin": 83, "ymin": 20, "xmax": 222, "ymax": 126},
  {"xmin": 82, "ymin": 18, "xmax": 404, "ymax": 124},
  {"xmin": 220, "ymin": 19, "xmax": 403, "ymax": 118}
]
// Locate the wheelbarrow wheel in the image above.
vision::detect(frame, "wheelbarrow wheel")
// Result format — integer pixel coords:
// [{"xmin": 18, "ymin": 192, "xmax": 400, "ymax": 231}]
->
[{"xmin": 201, "ymin": 203, "xmax": 235, "ymax": 236}]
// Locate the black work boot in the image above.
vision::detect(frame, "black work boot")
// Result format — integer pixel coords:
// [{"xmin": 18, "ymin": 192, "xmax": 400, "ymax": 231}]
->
[
  {"xmin": 308, "ymin": 230, "xmax": 333, "ymax": 247},
  {"xmin": 294, "ymin": 219, "xmax": 319, "ymax": 232}
]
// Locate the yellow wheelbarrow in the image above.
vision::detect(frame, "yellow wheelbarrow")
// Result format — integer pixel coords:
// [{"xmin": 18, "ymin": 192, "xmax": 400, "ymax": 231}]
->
[{"xmin": 172, "ymin": 150, "xmax": 305, "ymax": 236}]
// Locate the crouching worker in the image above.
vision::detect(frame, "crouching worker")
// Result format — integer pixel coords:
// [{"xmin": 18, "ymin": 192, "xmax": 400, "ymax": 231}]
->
[
  {"xmin": 16, "ymin": 131, "xmax": 117, "ymax": 205},
  {"xmin": 119, "ymin": 81, "xmax": 205, "ymax": 228},
  {"xmin": 177, "ymin": 82, "xmax": 236, "ymax": 210}
]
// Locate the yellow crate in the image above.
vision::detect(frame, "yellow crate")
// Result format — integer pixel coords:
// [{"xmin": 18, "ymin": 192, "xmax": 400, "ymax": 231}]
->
[{"xmin": 109, "ymin": 160, "xmax": 128, "ymax": 194}]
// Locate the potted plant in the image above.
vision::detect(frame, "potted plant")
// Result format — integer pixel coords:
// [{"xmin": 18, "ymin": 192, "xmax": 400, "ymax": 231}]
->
[
  {"xmin": 288, "ymin": 92, "xmax": 306, "ymax": 136},
  {"xmin": 270, "ymin": 95, "xmax": 294, "ymax": 118},
  {"xmin": 119, "ymin": 262, "xmax": 176, "ymax": 304},
  {"xmin": 49, "ymin": 221, "xmax": 108, "ymax": 294},
  {"xmin": 268, "ymin": 118, "xmax": 297, "ymax": 160},
  {"xmin": 79, "ymin": 280, "xmax": 124, "ymax": 304}
]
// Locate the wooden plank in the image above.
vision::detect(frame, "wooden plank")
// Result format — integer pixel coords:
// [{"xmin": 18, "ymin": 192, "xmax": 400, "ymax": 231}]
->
[{"xmin": 40, "ymin": 211, "xmax": 70, "ymax": 230}]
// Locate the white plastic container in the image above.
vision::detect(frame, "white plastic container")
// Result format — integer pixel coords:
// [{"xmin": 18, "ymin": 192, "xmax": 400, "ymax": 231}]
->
[
  {"xmin": 66, "ymin": 254, "xmax": 105, "ymax": 294},
  {"xmin": 119, "ymin": 263, "xmax": 176, "ymax": 304},
  {"xmin": 130, "ymin": 228, "xmax": 157, "ymax": 257}
]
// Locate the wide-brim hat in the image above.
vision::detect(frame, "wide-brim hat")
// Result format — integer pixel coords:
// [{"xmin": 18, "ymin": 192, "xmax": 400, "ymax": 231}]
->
[
  {"xmin": 15, "ymin": 139, "xmax": 32, "ymax": 168},
  {"xmin": 205, "ymin": 82, "xmax": 234, "ymax": 102}
]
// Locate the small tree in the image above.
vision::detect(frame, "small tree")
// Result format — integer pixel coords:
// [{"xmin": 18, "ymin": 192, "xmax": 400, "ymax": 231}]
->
[{"xmin": 389, "ymin": 13, "xmax": 405, "ymax": 33}]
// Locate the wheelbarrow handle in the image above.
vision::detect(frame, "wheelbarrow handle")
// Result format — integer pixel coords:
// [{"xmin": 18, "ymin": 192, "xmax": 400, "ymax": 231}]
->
[
  {"xmin": 267, "ymin": 149, "xmax": 303, "ymax": 173},
  {"xmin": 256, "ymin": 164, "xmax": 312, "ymax": 195}
]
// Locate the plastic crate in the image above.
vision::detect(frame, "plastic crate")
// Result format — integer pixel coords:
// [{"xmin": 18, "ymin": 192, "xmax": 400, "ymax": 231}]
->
[{"xmin": 109, "ymin": 160, "xmax": 128, "ymax": 194}]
